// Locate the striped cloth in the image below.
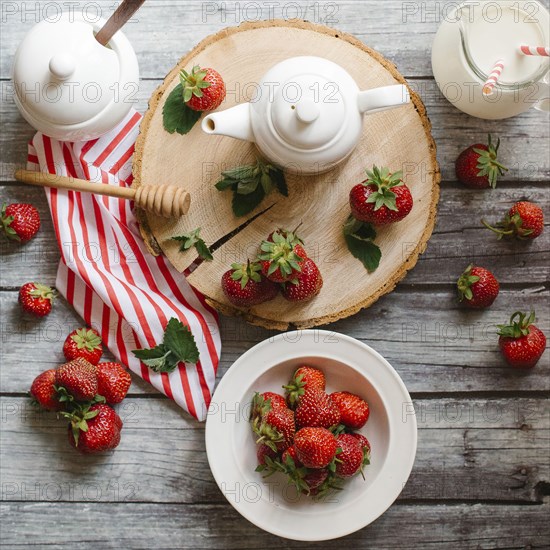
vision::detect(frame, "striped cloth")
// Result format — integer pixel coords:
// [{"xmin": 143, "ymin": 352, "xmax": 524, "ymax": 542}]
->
[{"xmin": 27, "ymin": 110, "xmax": 221, "ymax": 421}]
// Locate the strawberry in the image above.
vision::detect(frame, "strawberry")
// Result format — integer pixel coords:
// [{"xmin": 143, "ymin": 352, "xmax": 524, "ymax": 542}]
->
[
  {"xmin": 335, "ymin": 434, "xmax": 363, "ymax": 478},
  {"xmin": 349, "ymin": 166, "xmax": 413, "ymax": 225},
  {"xmin": 259, "ymin": 231, "xmax": 307, "ymax": 283},
  {"xmin": 256, "ymin": 443, "xmax": 279, "ymax": 466},
  {"xmin": 1, "ymin": 202, "xmax": 40, "ymax": 242},
  {"xmin": 455, "ymin": 134, "xmax": 508, "ymax": 189},
  {"xmin": 253, "ymin": 406, "xmax": 295, "ymax": 452},
  {"xmin": 295, "ymin": 390, "xmax": 341, "ymax": 429},
  {"xmin": 250, "ymin": 391, "xmax": 287, "ymax": 428},
  {"xmin": 497, "ymin": 311, "xmax": 547, "ymax": 369},
  {"xmin": 301, "ymin": 469, "xmax": 329, "ymax": 493},
  {"xmin": 281, "ymin": 445, "xmax": 302, "ymax": 467},
  {"xmin": 281, "ymin": 258, "xmax": 323, "ymax": 302},
  {"xmin": 55, "ymin": 358, "xmax": 98, "ymax": 401},
  {"xmin": 283, "ymin": 365, "xmax": 326, "ymax": 407},
  {"xmin": 96, "ymin": 362, "xmax": 131, "ymax": 404},
  {"xmin": 350, "ymin": 432, "xmax": 371, "ymax": 468},
  {"xmin": 67, "ymin": 403, "xmax": 123, "ymax": 453},
  {"xmin": 221, "ymin": 260, "xmax": 279, "ymax": 307},
  {"xmin": 483, "ymin": 201, "xmax": 544, "ymax": 240},
  {"xmin": 294, "ymin": 427, "xmax": 338, "ymax": 469},
  {"xmin": 63, "ymin": 327, "xmax": 103, "ymax": 365},
  {"xmin": 18, "ymin": 282, "xmax": 54, "ymax": 317},
  {"xmin": 330, "ymin": 391, "xmax": 370, "ymax": 430},
  {"xmin": 30, "ymin": 369, "xmax": 62, "ymax": 411},
  {"xmin": 457, "ymin": 264, "xmax": 499, "ymax": 309},
  {"xmin": 180, "ymin": 66, "xmax": 226, "ymax": 112}
]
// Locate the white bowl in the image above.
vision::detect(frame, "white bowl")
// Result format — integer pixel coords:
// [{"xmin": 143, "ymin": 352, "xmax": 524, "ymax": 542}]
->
[{"xmin": 205, "ymin": 330, "xmax": 417, "ymax": 541}]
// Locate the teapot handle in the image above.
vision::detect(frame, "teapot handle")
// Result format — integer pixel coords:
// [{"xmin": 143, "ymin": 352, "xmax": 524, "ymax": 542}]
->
[{"xmin": 358, "ymin": 84, "xmax": 410, "ymax": 115}]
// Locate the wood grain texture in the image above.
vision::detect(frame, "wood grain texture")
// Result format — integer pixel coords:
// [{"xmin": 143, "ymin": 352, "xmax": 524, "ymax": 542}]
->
[{"xmin": 133, "ymin": 19, "xmax": 440, "ymax": 329}]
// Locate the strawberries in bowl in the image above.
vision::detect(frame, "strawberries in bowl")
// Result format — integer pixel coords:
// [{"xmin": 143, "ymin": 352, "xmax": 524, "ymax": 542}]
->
[{"xmin": 205, "ymin": 331, "xmax": 417, "ymax": 541}]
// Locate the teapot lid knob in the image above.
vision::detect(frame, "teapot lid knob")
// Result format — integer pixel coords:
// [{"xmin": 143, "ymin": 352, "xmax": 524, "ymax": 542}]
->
[
  {"xmin": 49, "ymin": 53, "xmax": 77, "ymax": 80},
  {"xmin": 295, "ymin": 99, "xmax": 320, "ymax": 123}
]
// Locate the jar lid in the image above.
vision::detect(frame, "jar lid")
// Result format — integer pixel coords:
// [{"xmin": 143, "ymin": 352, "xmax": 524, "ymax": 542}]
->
[{"xmin": 13, "ymin": 15, "xmax": 121, "ymax": 126}]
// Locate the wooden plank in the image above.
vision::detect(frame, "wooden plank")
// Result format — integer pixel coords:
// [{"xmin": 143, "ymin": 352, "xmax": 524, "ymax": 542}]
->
[
  {"xmin": 0, "ymin": 501, "xmax": 548, "ymax": 548},
  {"xmin": 1, "ymin": 184, "xmax": 548, "ymax": 286},
  {"xmin": 1, "ymin": 287, "xmax": 548, "ymax": 394},
  {"xmin": 2, "ymin": 82, "xmax": 549, "ymax": 184},
  {"xmin": 0, "ymin": 396, "xmax": 548, "ymax": 504}
]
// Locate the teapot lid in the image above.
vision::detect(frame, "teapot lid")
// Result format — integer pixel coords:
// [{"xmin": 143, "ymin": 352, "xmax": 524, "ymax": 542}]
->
[
  {"xmin": 270, "ymin": 73, "xmax": 346, "ymax": 150},
  {"xmin": 13, "ymin": 15, "xmax": 121, "ymax": 126}
]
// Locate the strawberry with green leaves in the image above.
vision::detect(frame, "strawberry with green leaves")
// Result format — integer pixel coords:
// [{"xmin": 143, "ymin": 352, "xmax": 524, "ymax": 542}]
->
[
  {"xmin": 67, "ymin": 403, "xmax": 123, "ymax": 454},
  {"xmin": 284, "ymin": 365, "xmax": 326, "ymax": 407},
  {"xmin": 294, "ymin": 427, "xmax": 338, "ymax": 469},
  {"xmin": 455, "ymin": 134, "xmax": 508, "ymax": 188},
  {"xmin": 350, "ymin": 433, "xmax": 371, "ymax": 469},
  {"xmin": 330, "ymin": 391, "xmax": 370, "ymax": 430},
  {"xmin": 334, "ymin": 433, "xmax": 364, "ymax": 478},
  {"xmin": 349, "ymin": 166, "xmax": 413, "ymax": 225},
  {"xmin": 96, "ymin": 362, "xmax": 132, "ymax": 404},
  {"xmin": 497, "ymin": 311, "xmax": 547, "ymax": 369},
  {"xmin": 180, "ymin": 66, "xmax": 226, "ymax": 112},
  {"xmin": 259, "ymin": 231, "xmax": 307, "ymax": 283},
  {"xmin": 483, "ymin": 201, "xmax": 544, "ymax": 240},
  {"xmin": 55, "ymin": 358, "xmax": 98, "ymax": 402},
  {"xmin": 253, "ymin": 405, "xmax": 296, "ymax": 452},
  {"xmin": 63, "ymin": 327, "xmax": 103, "ymax": 365},
  {"xmin": 30, "ymin": 369, "xmax": 62, "ymax": 411},
  {"xmin": 1, "ymin": 202, "xmax": 40, "ymax": 242},
  {"xmin": 221, "ymin": 261, "xmax": 279, "ymax": 307},
  {"xmin": 19, "ymin": 282, "xmax": 54, "ymax": 317},
  {"xmin": 457, "ymin": 265, "xmax": 500, "ymax": 309},
  {"xmin": 281, "ymin": 258, "xmax": 323, "ymax": 302}
]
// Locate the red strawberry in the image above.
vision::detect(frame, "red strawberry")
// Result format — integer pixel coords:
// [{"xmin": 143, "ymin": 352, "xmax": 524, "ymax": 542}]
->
[
  {"xmin": 497, "ymin": 311, "xmax": 547, "ymax": 369},
  {"xmin": 55, "ymin": 358, "xmax": 98, "ymax": 401},
  {"xmin": 256, "ymin": 443, "xmax": 279, "ymax": 466},
  {"xmin": 281, "ymin": 445, "xmax": 302, "ymax": 467},
  {"xmin": 284, "ymin": 365, "xmax": 326, "ymax": 407},
  {"xmin": 259, "ymin": 232, "xmax": 307, "ymax": 283},
  {"xmin": 30, "ymin": 369, "xmax": 62, "ymax": 411},
  {"xmin": 221, "ymin": 260, "xmax": 279, "ymax": 307},
  {"xmin": 63, "ymin": 327, "xmax": 103, "ymax": 365},
  {"xmin": 330, "ymin": 391, "xmax": 370, "ymax": 430},
  {"xmin": 253, "ymin": 406, "xmax": 295, "ymax": 452},
  {"xmin": 18, "ymin": 282, "xmax": 54, "ymax": 317},
  {"xmin": 180, "ymin": 66, "xmax": 226, "ymax": 112},
  {"xmin": 455, "ymin": 134, "xmax": 508, "ymax": 189},
  {"xmin": 294, "ymin": 427, "xmax": 338, "ymax": 469},
  {"xmin": 335, "ymin": 434, "xmax": 363, "ymax": 478},
  {"xmin": 96, "ymin": 362, "xmax": 131, "ymax": 404},
  {"xmin": 1, "ymin": 202, "xmax": 40, "ymax": 242},
  {"xmin": 67, "ymin": 403, "xmax": 122, "ymax": 453},
  {"xmin": 281, "ymin": 258, "xmax": 323, "ymax": 302},
  {"xmin": 301, "ymin": 469, "xmax": 329, "ymax": 494},
  {"xmin": 483, "ymin": 201, "xmax": 544, "ymax": 240},
  {"xmin": 457, "ymin": 264, "xmax": 500, "ymax": 309},
  {"xmin": 295, "ymin": 390, "xmax": 341, "ymax": 429},
  {"xmin": 350, "ymin": 433, "xmax": 372, "ymax": 468},
  {"xmin": 349, "ymin": 166, "xmax": 413, "ymax": 225},
  {"xmin": 250, "ymin": 391, "xmax": 287, "ymax": 426}
]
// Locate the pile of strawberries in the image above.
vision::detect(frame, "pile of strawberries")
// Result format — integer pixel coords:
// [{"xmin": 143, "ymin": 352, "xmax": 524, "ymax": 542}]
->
[
  {"xmin": 221, "ymin": 228, "xmax": 323, "ymax": 307},
  {"xmin": 29, "ymin": 327, "xmax": 131, "ymax": 454},
  {"xmin": 250, "ymin": 366, "xmax": 370, "ymax": 498}
]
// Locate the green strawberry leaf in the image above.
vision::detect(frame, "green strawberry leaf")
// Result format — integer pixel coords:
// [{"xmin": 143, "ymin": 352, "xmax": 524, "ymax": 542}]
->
[
  {"xmin": 343, "ymin": 215, "xmax": 382, "ymax": 272},
  {"xmin": 172, "ymin": 227, "xmax": 213, "ymax": 261},
  {"xmin": 163, "ymin": 83, "xmax": 202, "ymax": 135},
  {"xmin": 232, "ymin": 184, "xmax": 266, "ymax": 217},
  {"xmin": 132, "ymin": 345, "xmax": 173, "ymax": 371},
  {"xmin": 162, "ymin": 318, "xmax": 200, "ymax": 365}
]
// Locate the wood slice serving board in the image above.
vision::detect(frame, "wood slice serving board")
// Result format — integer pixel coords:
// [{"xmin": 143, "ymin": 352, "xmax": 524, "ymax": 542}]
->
[{"xmin": 133, "ymin": 20, "xmax": 440, "ymax": 331}]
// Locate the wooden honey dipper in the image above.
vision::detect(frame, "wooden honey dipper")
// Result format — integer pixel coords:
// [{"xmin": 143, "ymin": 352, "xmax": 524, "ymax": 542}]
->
[{"xmin": 14, "ymin": 170, "xmax": 190, "ymax": 218}]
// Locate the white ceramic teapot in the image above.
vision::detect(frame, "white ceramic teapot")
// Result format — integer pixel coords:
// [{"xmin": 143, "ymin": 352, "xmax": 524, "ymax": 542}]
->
[
  {"xmin": 12, "ymin": 13, "xmax": 139, "ymax": 142},
  {"xmin": 202, "ymin": 56, "xmax": 410, "ymax": 174}
]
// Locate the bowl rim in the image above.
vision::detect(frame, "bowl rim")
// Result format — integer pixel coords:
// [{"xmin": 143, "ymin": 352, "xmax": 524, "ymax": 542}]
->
[{"xmin": 205, "ymin": 329, "xmax": 418, "ymax": 541}]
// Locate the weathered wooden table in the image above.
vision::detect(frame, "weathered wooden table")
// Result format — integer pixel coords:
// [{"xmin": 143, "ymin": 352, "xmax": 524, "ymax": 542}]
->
[{"xmin": 1, "ymin": 2, "xmax": 548, "ymax": 548}]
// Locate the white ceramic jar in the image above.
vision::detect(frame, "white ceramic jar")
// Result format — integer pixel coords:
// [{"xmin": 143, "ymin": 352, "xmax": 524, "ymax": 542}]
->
[{"xmin": 12, "ymin": 13, "xmax": 139, "ymax": 141}]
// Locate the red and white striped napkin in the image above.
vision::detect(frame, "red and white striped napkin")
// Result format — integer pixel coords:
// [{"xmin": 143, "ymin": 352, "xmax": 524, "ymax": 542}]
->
[{"xmin": 27, "ymin": 110, "xmax": 221, "ymax": 421}]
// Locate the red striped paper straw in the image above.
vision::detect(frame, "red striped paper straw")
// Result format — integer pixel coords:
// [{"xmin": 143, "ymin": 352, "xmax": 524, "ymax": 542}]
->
[
  {"xmin": 482, "ymin": 59, "xmax": 505, "ymax": 96},
  {"xmin": 519, "ymin": 44, "xmax": 550, "ymax": 57}
]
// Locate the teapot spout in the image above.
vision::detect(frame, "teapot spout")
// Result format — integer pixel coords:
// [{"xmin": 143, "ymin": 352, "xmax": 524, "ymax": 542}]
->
[
  {"xmin": 201, "ymin": 103, "xmax": 255, "ymax": 142},
  {"xmin": 358, "ymin": 84, "xmax": 410, "ymax": 115}
]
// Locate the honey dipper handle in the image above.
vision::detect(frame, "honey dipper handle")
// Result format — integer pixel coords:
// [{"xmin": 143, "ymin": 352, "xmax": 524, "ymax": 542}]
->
[{"xmin": 15, "ymin": 169, "xmax": 136, "ymax": 200}]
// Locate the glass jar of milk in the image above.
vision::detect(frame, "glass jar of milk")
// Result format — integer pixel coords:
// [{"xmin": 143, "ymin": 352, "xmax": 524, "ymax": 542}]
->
[{"xmin": 432, "ymin": 0, "xmax": 549, "ymax": 119}]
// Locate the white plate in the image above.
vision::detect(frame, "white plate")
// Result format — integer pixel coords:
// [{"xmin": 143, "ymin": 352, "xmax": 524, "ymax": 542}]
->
[{"xmin": 205, "ymin": 330, "xmax": 417, "ymax": 541}]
